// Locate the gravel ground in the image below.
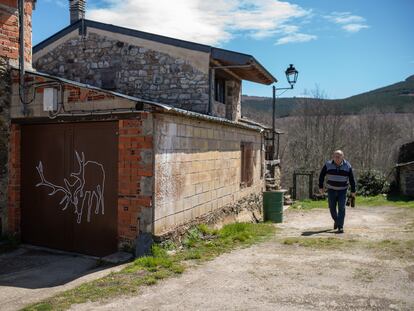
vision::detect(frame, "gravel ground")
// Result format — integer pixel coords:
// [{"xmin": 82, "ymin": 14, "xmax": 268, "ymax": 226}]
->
[{"xmin": 71, "ymin": 205, "xmax": 414, "ymax": 311}]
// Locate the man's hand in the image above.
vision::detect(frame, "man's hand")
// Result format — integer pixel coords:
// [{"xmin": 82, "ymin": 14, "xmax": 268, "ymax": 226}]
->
[
  {"xmin": 319, "ymin": 188, "xmax": 324, "ymax": 195},
  {"xmin": 350, "ymin": 192, "xmax": 356, "ymax": 197}
]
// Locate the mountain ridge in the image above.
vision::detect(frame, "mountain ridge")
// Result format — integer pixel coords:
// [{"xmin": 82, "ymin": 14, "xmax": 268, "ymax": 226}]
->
[{"xmin": 242, "ymin": 75, "xmax": 414, "ymax": 117}]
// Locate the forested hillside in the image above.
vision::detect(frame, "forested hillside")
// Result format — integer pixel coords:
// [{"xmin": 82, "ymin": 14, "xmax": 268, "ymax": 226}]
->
[
  {"xmin": 241, "ymin": 75, "xmax": 414, "ymax": 193},
  {"xmin": 242, "ymin": 75, "xmax": 414, "ymax": 119}
]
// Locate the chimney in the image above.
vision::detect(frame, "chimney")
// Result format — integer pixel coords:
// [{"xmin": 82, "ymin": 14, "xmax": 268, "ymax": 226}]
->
[{"xmin": 69, "ymin": 0, "xmax": 86, "ymax": 24}]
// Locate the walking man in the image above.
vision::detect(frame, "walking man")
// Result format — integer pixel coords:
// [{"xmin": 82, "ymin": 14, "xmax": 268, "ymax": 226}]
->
[{"xmin": 319, "ymin": 150, "xmax": 356, "ymax": 233}]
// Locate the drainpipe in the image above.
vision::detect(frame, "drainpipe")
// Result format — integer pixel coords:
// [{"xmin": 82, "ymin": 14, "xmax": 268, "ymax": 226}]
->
[{"xmin": 18, "ymin": 0, "xmax": 26, "ymax": 115}]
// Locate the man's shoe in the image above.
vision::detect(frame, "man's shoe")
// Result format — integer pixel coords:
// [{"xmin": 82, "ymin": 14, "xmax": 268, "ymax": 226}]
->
[
  {"xmin": 334, "ymin": 222, "xmax": 338, "ymax": 230},
  {"xmin": 337, "ymin": 228, "xmax": 344, "ymax": 234}
]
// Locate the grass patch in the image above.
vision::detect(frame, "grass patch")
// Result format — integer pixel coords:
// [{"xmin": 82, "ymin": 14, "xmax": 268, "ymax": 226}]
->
[
  {"xmin": 24, "ymin": 222, "xmax": 275, "ymax": 311},
  {"xmin": 282, "ymin": 237, "xmax": 414, "ymax": 260},
  {"xmin": 360, "ymin": 194, "xmax": 413, "ymax": 208},
  {"xmin": 282, "ymin": 237, "xmax": 357, "ymax": 249},
  {"xmin": 366, "ymin": 239, "xmax": 414, "ymax": 260},
  {"xmin": 291, "ymin": 194, "xmax": 413, "ymax": 210}
]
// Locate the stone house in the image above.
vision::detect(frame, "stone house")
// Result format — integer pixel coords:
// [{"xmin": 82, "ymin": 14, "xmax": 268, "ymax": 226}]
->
[
  {"xmin": 396, "ymin": 141, "xmax": 414, "ymax": 197},
  {"xmin": 1, "ymin": 0, "xmax": 278, "ymax": 256},
  {"xmin": 33, "ymin": 1, "xmax": 275, "ymax": 119}
]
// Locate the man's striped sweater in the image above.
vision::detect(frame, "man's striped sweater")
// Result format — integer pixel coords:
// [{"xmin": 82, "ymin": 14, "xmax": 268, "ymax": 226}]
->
[{"xmin": 318, "ymin": 159, "xmax": 356, "ymax": 192}]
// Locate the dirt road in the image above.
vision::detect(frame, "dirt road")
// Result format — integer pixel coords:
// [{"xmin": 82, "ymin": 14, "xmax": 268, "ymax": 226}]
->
[{"xmin": 73, "ymin": 205, "xmax": 414, "ymax": 311}]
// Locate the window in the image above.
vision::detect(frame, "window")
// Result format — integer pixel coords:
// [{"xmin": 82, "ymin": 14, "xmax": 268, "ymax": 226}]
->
[
  {"xmin": 214, "ymin": 78, "xmax": 226, "ymax": 104},
  {"xmin": 101, "ymin": 69, "xmax": 116, "ymax": 91},
  {"xmin": 240, "ymin": 142, "xmax": 253, "ymax": 187}
]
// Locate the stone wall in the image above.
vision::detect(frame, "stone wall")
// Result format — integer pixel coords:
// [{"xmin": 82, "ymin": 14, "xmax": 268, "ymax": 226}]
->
[
  {"xmin": 34, "ymin": 31, "xmax": 210, "ymax": 113},
  {"xmin": 153, "ymin": 113, "xmax": 264, "ymax": 234},
  {"xmin": 225, "ymin": 80, "xmax": 241, "ymax": 121},
  {"xmin": 211, "ymin": 80, "xmax": 242, "ymax": 121}
]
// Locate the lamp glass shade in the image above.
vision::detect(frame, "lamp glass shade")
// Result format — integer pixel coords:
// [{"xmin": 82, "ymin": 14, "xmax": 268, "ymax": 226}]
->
[{"xmin": 285, "ymin": 64, "xmax": 298, "ymax": 85}]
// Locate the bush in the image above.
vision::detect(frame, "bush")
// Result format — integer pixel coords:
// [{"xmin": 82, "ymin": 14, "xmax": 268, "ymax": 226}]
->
[{"xmin": 357, "ymin": 170, "xmax": 389, "ymax": 196}]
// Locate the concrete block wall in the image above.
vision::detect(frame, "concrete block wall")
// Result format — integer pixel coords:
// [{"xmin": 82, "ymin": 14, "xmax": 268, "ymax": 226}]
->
[{"xmin": 153, "ymin": 113, "xmax": 264, "ymax": 234}]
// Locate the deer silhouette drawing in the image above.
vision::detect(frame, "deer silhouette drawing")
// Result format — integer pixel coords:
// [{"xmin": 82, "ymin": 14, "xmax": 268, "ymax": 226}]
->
[{"xmin": 35, "ymin": 151, "xmax": 106, "ymax": 224}]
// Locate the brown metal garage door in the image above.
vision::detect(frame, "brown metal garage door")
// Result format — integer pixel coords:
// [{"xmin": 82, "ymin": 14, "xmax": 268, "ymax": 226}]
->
[{"xmin": 21, "ymin": 121, "xmax": 118, "ymax": 257}]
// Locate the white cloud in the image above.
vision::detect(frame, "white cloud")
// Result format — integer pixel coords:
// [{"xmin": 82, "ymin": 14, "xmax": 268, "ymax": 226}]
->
[
  {"xmin": 325, "ymin": 12, "xmax": 369, "ymax": 33},
  {"xmin": 276, "ymin": 33, "xmax": 316, "ymax": 45},
  {"xmin": 342, "ymin": 23, "xmax": 369, "ymax": 33},
  {"xmin": 87, "ymin": 0, "xmax": 314, "ymax": 45}
]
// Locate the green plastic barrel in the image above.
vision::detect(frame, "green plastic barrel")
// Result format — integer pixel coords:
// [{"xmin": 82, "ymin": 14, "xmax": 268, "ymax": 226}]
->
[{"xmin": 263, "ymin": 190, "xmax": 285, "ymax": 223}]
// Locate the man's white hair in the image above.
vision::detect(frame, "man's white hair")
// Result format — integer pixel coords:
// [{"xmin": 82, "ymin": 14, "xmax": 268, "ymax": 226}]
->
[{"xmin": 333, "ymin": 150, "xmax": 344, "ymax": 156}]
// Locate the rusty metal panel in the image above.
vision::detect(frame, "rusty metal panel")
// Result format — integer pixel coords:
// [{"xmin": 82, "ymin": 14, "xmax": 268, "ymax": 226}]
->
[{"xmin": 21, "ymin": 121, "xmax": 118, "ymax": 256}]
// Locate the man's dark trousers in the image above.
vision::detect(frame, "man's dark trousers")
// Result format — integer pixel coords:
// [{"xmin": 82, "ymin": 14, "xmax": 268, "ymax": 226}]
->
[{"xmin": 327, "ymin": 189, "xmax": 347, "ymax": 229}]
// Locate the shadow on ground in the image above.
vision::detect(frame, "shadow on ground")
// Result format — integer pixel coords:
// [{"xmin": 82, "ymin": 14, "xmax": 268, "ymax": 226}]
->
[
  {"xmin": 301, "ymin": 229, "xmax": 338, "ymax": 236},
  {"xmin": 0, "ymin": 247, "xmax": 111, "ymax": 289}
]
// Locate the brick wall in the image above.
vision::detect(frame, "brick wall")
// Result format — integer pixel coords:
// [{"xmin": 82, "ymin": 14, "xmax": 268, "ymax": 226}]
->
[
  {"xmin": 0, "ymin": 0, "xmax": 34, "ymax": 66},
  {"xmin": 1, "ymin": 0, "xmax": 34, "ymax": 234},
  {"xmin": 9, "ymin": 70, "xmax": 138, "ymax": 119},
  {"xmin": 117, "ymin": 115, "xmax": 154, "ymax": 249},
  {"xmin": 153, "ymin": 113, "xmax": 264, "ymax": 234}
]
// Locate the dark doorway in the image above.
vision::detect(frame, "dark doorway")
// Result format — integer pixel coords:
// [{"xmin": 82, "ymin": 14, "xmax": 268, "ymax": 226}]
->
[{"xmin": 21, "ymin": 121, "xmax": 118, "ymax": 256}]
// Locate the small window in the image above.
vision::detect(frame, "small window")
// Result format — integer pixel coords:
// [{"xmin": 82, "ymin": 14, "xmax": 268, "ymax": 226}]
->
[
  {"xmin": 101, "ymin": 69, "xmax": 116, "ymax": 91},
  {"xmin": 215, "ymin": 78, "xmax": 226, "ymax": 104},
  {"xmin": 240, "ymin": 142, "xmax": 253, "ymax": 187}
]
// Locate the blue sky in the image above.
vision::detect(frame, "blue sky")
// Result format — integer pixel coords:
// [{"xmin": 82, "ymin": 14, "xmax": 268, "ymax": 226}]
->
[{"xmin": 33, "ymin": 0, "xmax": 414, "ymax": 99}]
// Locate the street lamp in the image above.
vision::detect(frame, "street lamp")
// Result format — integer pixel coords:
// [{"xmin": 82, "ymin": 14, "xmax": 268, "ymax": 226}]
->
[
  {"xmin": 285, "ymin": 64, "xmax": 299, "ymax": 87},
  {"xmin": 271, "ymin": 64, "xmax": 299, "ymax": 161}
]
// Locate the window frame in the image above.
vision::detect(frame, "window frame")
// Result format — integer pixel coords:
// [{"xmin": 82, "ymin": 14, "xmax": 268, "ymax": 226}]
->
[{"xmin": 214, "ymin": 78, "xmax": 226, "ymax": 104}]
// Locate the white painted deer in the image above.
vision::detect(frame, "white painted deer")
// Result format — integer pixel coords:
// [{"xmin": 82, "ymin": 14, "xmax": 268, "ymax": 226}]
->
[{"xmin": 36, "ymin": 151, "xmax": 106, "ymax": 224}]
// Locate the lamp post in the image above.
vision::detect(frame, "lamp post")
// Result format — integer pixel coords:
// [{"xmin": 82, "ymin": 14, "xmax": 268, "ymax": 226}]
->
[{"xmin": 271, "ymin": 64, "xmax": 299, "ymax": 161}]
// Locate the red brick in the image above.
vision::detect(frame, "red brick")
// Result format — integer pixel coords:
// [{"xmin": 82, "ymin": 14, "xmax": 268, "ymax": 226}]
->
[{"xmin": 1, "ymin": 1, "xmax": 17, "ymax": 8}]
